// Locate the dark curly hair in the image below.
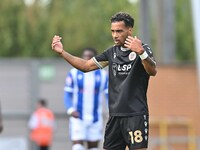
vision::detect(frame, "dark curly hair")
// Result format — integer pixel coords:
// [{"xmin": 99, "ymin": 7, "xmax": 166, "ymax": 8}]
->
[{"xmin": 110, "ymin": 12, "xmax": 134, "ymax": 28}]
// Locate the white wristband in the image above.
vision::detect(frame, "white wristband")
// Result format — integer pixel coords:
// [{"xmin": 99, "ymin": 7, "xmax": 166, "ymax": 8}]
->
[
  {"xmin": 67, "ymin": 107, "xmax": 75, "ymax": 115},
  {"xmin": 139, "ymin": 51, "xmax": 148, "ymax": 60}
]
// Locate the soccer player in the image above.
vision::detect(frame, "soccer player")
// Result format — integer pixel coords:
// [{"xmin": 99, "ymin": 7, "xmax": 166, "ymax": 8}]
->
[
  {"xmin": 51, "ymin": 12, "xmax": 157, "ymax": 150},
  {"xmin": 64, "ymin": 47, "xmax": 108, "ymax": 150}
]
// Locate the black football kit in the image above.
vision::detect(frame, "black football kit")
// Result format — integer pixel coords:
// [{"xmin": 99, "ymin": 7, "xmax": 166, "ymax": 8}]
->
[{"xmin": 93, "ymin": 44, "xmax": 156, "ymax": 149}]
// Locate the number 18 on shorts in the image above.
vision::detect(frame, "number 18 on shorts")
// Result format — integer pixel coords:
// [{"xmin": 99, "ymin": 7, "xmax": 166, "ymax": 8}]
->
[{"xmin": 127, "ymin": 115, "xmax": 149, "ymax": 149}]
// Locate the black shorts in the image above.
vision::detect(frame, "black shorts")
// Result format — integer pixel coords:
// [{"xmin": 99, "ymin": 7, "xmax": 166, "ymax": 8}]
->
[{"xmin": 103, "ymin": 115, "xmax": 149, "ymax": 150}]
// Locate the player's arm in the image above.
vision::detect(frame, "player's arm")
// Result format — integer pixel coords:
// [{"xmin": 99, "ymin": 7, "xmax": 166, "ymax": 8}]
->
[
  {"xmin": 64, "ymin": 73, "xmax": 80, "ymax": 118},
  {"xmin": 61, "ymin": 51, "xmax": 98, "ymax": 72},
  {"xmin": 125, "ymin": 36, "xmax": 157, "ymax": 76},
  {"xmin": 28, "ymin": 114, "xmax": 38, "ymax": 129},
  {"xmin": 139, "ymin": 50, "xmax": 157, "ymax": 76},
  {"xmin": 64, "ymin": 91, "xmax": 79, "ymax": 118},
  {"xmin": 51, "ymin": 35, "xmax": 98, "ymax": 72}
]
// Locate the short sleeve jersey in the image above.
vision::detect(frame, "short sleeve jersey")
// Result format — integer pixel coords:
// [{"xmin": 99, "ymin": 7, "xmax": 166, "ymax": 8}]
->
[
  {"xmin": 64, "ymin": 68, "xmax": 108, "ymax": 122},
  {"xmin": 93, "ymin": 44, "xmax": 155, "ymax": 116}
]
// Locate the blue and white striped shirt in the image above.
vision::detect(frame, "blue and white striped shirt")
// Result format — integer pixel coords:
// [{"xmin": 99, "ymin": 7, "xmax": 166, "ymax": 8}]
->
[{"xmin": 64, "ymin": 68, "xmax": 108, "ymax": 123}]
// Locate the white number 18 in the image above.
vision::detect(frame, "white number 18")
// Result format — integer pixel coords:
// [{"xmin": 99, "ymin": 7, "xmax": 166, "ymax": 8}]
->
[{"xmin": 129, "ymin": 130, "xmax": 143, "ymax": 144}]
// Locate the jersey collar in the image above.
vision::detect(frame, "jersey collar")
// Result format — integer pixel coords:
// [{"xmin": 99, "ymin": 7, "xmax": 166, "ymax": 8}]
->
[{"xmin": 120, "ymin": 46, "xmax": 129, "ymax": 51}]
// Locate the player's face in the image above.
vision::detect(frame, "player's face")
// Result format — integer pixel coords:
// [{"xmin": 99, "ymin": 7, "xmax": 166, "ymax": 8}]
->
[{"xmin": 111, "ymin": 21, "xmax": 132, "ymax": 47}]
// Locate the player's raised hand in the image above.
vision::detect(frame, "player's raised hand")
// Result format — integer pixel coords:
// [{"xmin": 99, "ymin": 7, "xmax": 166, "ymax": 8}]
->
[
  {"xmin": 124, "ymin": 36, "xmax": 144, "ymax": 55},
  {"xmin": 51, "ymin": 35, "xmax": 64, "ymax": 54}
]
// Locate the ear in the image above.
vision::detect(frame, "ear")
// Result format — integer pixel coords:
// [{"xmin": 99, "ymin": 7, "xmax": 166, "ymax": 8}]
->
[{"xmin": 128, "ymin": 27, "xmax": 133, "ymax": 35}]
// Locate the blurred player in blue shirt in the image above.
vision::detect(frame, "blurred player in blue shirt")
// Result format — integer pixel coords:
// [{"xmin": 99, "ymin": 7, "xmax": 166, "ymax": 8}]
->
[{"xmin": 64, "ymin": 47, "xmax": 108, "ymax": 150}]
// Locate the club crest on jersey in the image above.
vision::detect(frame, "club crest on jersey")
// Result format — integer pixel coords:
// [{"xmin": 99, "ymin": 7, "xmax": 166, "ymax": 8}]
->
[{"xmin": 129, "ymin": 52, "xmax": 136, "ymax": 61}]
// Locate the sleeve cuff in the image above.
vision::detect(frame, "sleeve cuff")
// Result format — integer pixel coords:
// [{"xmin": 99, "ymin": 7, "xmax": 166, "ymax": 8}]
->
[{"xmin": 67, "ymin": 107, "xmax": 75, "ymax": 115}]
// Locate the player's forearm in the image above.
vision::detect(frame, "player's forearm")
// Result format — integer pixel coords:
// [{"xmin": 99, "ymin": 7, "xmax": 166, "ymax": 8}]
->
[
  {"xmin": 142, "ymin": 57, "xmax": 157, "ymax": 76},
  {"xmin": 60, "ymin": 50, "xmax": 94, "ymax": 72},
  {"xmin": 139, "ymin": 49, "xmax": 157, "ymax": 76}
]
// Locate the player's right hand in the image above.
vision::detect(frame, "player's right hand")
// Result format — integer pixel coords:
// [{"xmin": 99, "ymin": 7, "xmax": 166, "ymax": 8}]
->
[
  {"xmin": 51, "ymin": 35, "xmax": 64, "ymax": 54},
  {"xmin": 71, "ymin": 111, "xmax": 80, "ymax": 118}
]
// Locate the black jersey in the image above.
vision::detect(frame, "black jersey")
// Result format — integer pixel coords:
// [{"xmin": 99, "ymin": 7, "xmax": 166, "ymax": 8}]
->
[{"xmin": 93, "ymin": 44, "xmax": 155, "ymax": 116}]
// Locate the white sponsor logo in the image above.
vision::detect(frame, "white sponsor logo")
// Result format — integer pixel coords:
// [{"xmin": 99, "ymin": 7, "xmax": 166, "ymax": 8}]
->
[
  {"xmin": 117, "ymin": 64, "xmax": 132, "ymax": 71},
  {"xmin": 112, "ymin": 63, "xmax": 132, "ymax": 76}
]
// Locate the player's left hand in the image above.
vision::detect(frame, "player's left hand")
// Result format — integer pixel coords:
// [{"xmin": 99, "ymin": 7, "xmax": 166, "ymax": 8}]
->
[{"xmin": 124, "ymin": 36, "xmax": 144, "ymax": 55}]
